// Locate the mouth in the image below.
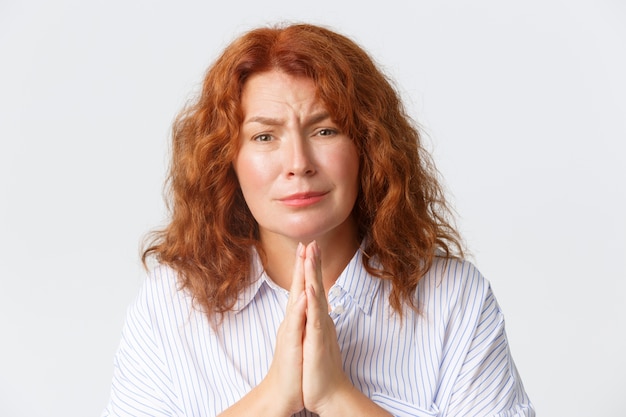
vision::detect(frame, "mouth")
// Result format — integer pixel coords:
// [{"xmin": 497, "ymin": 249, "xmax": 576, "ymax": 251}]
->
[{"xmin": 279, "ymin": 191, "xmax": 328, "ymax": 207}]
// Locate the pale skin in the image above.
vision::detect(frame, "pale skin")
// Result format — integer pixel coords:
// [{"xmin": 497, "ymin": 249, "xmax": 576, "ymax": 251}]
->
[
  {"xmin": 219, "ymin": 241, "xmax": 391, "ymax": 417},
  {"xmin": 220, "ymin": 71, "xmax": 392, "ymax": 416}
]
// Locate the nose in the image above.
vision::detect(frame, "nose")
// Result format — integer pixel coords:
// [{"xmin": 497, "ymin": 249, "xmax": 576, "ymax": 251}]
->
[{"xmin": 285, "ymin": 135, "xmax": 316, "ymax": 177}]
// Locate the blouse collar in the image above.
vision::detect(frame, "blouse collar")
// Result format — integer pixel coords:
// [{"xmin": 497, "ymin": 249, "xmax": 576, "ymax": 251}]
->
[{"xmin": 233, "ymin": 245, "xmax": 382, "ymax": 315}]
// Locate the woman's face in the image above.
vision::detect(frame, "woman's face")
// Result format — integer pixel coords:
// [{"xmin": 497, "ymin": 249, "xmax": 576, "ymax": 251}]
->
[{"xmin": 233, "ymin": 70, "xmax": 360, "ymax": 246}]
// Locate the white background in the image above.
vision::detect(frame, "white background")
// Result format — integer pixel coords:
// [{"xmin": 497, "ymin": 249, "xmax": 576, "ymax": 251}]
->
[{"xmin": 1, "ymin": 1, "xmax": 624, "ymax": 416}]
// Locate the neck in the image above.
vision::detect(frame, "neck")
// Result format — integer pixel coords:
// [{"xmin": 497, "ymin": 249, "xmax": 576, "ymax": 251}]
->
[{"xmin": 258, "ymin": 219, "xmax": 360, "ymax": 293}]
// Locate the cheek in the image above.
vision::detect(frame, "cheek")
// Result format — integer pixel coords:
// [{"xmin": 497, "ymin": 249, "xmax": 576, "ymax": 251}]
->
[
  {"xmin": 330, "ymin": 145, "xmax": 360, "ymax": 190},
  {"xmin": 234, "ymin": 151, "xmax": 274, "ymax": 196}
]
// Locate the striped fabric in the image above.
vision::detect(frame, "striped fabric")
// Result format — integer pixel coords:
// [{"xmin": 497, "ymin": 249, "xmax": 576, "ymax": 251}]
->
[{"xmin": 103, "ymin": 249, "xmax": 535, "ymax": 416}]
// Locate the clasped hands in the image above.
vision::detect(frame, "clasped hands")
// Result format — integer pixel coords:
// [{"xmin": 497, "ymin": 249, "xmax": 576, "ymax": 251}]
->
[{"xmin": 263, "ymin": 241, "xmax": 352, "ymax": 416}]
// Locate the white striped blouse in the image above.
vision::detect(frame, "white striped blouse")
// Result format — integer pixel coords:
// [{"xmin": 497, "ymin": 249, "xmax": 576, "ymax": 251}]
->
[{"xmin": 103, "ymin": 249, "xmax": 535, "ymax": 416}]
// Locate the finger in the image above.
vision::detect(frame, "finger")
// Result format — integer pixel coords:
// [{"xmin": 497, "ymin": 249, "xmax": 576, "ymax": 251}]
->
[
  {"xmin": 305, "ymin": 284, "xmax": 321, "ymax": 334},
  {"xmin": 288, "ymin": 242, "xmax": 306, "ymax": 308},
  {"xmin": 304, "ymin": 242, "xmax": 328, "ymax": 315},
  {"xmin": 285, "ymin": 290, "xmax": 307, "ymax": 336},
  {"xmin": 303, "ymin": 242, "xmax": 319, "ymax": 296},
  {"xmin": 282, "ymin": 245, "xmax": 307, "ymax": 340},
  {"xmin": 313, "ymin": 243, "xmax": 328, "ymax": 313}
]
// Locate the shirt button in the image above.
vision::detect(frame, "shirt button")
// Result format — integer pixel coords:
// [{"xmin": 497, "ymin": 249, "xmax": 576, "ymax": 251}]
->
[
  {"xmin": 332, "ymin": 304, "xmax": 345, "ymax": 314},
  {"xmin": 328, "ymin": 287, "xmax": 341, "ymax": 298}
]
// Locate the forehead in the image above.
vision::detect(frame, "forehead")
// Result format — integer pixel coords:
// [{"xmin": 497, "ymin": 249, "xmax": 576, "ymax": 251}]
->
[{"xmin": 240, "ymin": 70, "xmax": 325, "ymax": 117}]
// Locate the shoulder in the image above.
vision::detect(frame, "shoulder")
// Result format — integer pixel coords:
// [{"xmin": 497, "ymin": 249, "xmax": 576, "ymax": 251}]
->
[
  {"xmin": 416, "ymin": 257, "xmax": 497, "ymax": 317},
  {"xmin": 138, "ymin": 264, "xmax": 185, "ymax": 302},
  {"xmin": 130, "ymin": 264, "xmax": 196, "ymax": 326}
]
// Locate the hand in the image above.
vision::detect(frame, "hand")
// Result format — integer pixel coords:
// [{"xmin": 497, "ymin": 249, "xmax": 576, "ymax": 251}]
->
[
  {"xmin": 259, "ymin": 243, "xmax": 308, "ymax": 415},
  {"xmin": 301, "ymin": 242, "xmax": 352, "ymax": 414},
  {"xmin": 220, "ymin": 242, "xmax": 389, "ymax": 417}
]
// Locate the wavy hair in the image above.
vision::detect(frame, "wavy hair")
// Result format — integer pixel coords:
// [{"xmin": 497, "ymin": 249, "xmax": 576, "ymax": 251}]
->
[{"xmin": 143, "ymin": 23, "xmax": 464, "ymax": 317}]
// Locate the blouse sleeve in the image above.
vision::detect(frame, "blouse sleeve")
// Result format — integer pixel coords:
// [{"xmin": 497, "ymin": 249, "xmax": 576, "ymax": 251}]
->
[
  {"xmin": 102, "ymin": 276, "xmax": 183, "ymax": 417},
  {"xmin": 443, "ymin": 275, "xmax": 535, "ymax": 417}
]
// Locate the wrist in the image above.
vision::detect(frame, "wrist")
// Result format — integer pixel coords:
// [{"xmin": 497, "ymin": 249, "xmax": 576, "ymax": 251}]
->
[
  {"xmin": 257, "ymin": 375, "xmax": 303, "ymax": 416},
  {"xmin": 313, "ymin": 381, "xmax": 353, "ymax": 416},
  {"xmin": 218, "ymin": 378, "xmax": 298, "ymax": 417},
  {"xmin": 315, "ymin": 384, "xmax": 392, "ymax": 417}
]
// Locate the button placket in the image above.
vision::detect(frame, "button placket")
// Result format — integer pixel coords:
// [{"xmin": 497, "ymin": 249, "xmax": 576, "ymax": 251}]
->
[
  {"xmin": 327, "ymin": 286, "xmax": 346, "ymax": 316},
  {"xmin": 332, "ymin": 304, "xmax": 345, "ymax": 314}
]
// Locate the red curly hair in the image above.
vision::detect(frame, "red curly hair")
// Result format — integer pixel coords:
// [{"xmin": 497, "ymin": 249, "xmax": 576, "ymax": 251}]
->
[{"xmin": 143, "ymin": 23, "xmax": 464, "ymax": 317}]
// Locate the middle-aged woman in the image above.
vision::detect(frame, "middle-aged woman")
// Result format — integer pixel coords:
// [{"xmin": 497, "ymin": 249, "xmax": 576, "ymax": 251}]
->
[{"xmin": 103, "ymin": 23, "xmax": 535, "ymax": 417}]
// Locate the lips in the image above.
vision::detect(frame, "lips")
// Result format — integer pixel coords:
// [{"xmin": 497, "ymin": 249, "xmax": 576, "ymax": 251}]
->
[{"xmin": 279, "ymin": 191, "xmax": 328, "ymax": 207}]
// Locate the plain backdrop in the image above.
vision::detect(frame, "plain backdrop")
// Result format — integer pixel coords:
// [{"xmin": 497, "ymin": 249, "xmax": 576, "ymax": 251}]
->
[{"xmin": 1, "ymin": 1, "xmax": 624, "ymax": 416}]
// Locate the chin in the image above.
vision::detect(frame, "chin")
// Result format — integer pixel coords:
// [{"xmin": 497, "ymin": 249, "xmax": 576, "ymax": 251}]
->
[
  {"xmin": 261, "ymin": 214, "xmax": 355, "ymax": 244},
  {"xmin": 270, "ymin": 224, "xmax": 333, "ymax": 242}
]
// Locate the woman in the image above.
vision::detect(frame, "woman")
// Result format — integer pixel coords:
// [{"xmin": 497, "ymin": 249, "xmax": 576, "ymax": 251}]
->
[{"xmin": 103, "ymin": 23, "xmax": 534, "ymax": 416}]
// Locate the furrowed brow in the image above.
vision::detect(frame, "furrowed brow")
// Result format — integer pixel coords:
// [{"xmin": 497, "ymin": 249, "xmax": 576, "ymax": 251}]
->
[
  {"xmin": 305, "ymin": 112, "xmax": 332, "ymax": 126},
  {"xmin": 244, "ymin": 116, "xmax": 283, "ymax": 126},
  {"xmin": 244, "ymin": 112, "xmax": 331, "ymax": 127}
]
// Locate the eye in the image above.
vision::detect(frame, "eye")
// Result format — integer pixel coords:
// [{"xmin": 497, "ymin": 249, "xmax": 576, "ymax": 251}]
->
[
  {"xmin": 317, "ymin": 128, "xmax": 337, "ymax": 137},
  {"xmin": 253, "ymin": 133, "xmax": 273, "ymax": 142}
]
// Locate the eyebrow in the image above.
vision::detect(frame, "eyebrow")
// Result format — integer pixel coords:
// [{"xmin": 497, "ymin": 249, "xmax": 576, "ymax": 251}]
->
[{"xmin": 244, "ymin": 111, "xmax": 331, "ymax": 127}]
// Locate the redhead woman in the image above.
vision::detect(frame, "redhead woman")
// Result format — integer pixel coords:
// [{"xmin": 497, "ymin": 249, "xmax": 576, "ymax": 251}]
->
[{"xmin": 103, "ymin": 23, "xmax": 534, "ymax": 417}]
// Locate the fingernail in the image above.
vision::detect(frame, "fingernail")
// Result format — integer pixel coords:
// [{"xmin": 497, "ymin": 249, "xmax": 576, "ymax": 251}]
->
[{"xmin": 297, "ymin": 242, "xmax": 304, "ymax": 257}]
